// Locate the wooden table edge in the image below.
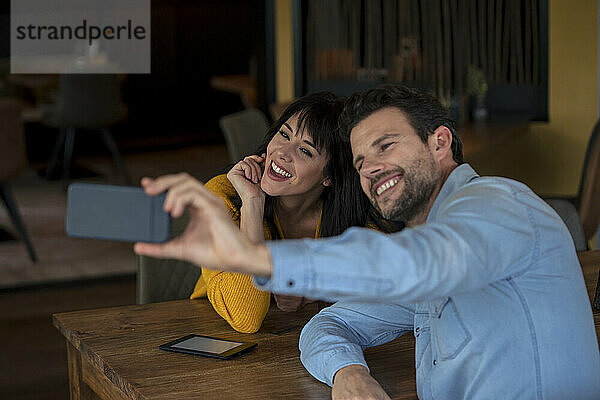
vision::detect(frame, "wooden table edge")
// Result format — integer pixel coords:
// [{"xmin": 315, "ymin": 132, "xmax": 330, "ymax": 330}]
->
[{"xmin": 53, "ymin": 312, "xmax": 146, "ymax": 400}]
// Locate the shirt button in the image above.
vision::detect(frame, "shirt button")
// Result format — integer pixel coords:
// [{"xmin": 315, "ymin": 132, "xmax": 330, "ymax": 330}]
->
[
  {"xmin": 287, "ymin": 280, "xmax": 294, "ymax": 287},
  {"xmin": 415, "ymin": 327, "xmax": 420, "ymax": 333},
  {"xmin": 433, "ymin": 360, "xmax": 437, "ymax": 366}
]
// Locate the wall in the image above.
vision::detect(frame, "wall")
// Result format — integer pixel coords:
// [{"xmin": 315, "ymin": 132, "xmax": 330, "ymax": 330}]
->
[
  {"xmin": 274, "ymin": 0, "xmax": 294, "ymax": 103},
  {"xmin": 273, "ymin": 0, "xmax": 598, "ymax": 246},
  {"xmin": 470, "ymin": 0, "xmax": 598, "ymax": 197}
]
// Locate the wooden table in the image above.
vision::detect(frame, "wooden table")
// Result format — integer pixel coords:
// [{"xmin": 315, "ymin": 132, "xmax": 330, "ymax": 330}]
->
[
  {"xmin": 53, "ymin": 300, "xmax": 416, "ymax": 399},
  {"xmin": 54, "ymin": 251, "xmax": 600, "ymax": 400}
]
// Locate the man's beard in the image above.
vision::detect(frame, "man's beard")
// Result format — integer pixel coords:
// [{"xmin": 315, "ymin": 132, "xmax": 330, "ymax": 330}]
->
[{"xmin": 369, "ymin": 155, "xmax": 439, "ymax": 223}]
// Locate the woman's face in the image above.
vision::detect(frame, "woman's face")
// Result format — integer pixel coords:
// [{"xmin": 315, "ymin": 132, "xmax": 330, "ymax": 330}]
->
[{"xmin": 260, "ymin": 114, "xmax": 330, "ymax": 197}]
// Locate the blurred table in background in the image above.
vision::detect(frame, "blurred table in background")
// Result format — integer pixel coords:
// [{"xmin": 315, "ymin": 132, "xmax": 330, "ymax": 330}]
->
[
  {"xmin": 459, "ymin": 122, "xmax": 528, "ymax": 159},
  {"xmin": 8, "ymin": 74, "xmax": 59, "ymax": 123},
  {"xmin": 209, "ymin": 74, "xmax": 257, "ymax": 109}
]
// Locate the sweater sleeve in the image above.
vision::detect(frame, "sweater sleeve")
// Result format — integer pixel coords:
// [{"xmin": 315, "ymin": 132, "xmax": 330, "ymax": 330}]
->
[{"xmin": 190, "ymin": 174, "xmax": 271, "ymax": 333}]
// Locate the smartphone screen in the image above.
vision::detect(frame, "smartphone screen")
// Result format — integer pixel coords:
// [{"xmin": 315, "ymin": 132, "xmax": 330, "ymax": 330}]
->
[{"xmin": 66, "ymin": 183, "xmax": 170, "ymax": 243}]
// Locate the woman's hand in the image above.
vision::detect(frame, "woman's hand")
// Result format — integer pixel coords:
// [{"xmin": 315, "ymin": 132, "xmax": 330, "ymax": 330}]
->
[
  {"xmin": 274, "ymin": 294, "xmax": 314, "ymax": 312},
  {"xmin": 228, "ymin": 154, "xmax": 268, "ymax": 243},
  {"xmin": 227, "ymin": 154, "xmax": 267, "ymax": 205},
  {"xmin": 133, "ymin": 173, "xmax": 272, "ymax": 277}
]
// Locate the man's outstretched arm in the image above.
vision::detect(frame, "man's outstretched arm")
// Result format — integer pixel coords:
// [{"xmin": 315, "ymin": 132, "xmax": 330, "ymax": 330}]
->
[
  {"xmin": 135, "ymin": 175, "xmax": 536, "ymax": 304},
  {"xmin": 254, "ymin": 182, "xmax": 537, "ymax": 303}
]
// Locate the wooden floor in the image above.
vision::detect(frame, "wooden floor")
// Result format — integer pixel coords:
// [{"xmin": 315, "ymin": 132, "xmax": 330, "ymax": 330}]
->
[
  {"xmin": 0, "ymin": 276, "xmax": 136, "ymax": 399},
  {"xmin": 0, "ymin": 144, "xmax": 230, "ymax": 288}
]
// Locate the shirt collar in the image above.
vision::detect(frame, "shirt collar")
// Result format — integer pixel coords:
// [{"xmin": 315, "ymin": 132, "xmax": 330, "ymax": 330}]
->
[{"xmin": 426, "ymin": 163, "xmax": 479, "ymax": 222}]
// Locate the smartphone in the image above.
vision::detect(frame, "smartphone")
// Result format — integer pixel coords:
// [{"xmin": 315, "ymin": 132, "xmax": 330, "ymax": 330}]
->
[
  {"xmin": 159, "ymin": 334, "xmax": 257, "ymax": 359},
  {"xmin": 66, "ymin": 183, "xmax": 170, "ymax": 243}
]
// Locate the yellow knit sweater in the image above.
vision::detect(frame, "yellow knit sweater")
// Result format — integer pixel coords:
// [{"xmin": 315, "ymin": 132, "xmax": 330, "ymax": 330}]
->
[{"xmin": 190, "ymin": 174, "xmax": 321, "ymax": 333}]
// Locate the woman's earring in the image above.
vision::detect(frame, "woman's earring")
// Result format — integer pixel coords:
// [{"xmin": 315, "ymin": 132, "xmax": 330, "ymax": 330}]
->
[{"xmin": 323, "ymin": 178, "xmax": 331, "ymax": 187}]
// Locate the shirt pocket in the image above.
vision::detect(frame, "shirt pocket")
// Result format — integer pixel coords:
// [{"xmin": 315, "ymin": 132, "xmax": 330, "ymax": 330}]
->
[{"xmin": 430, "ymin": 297, "xmax": 472, "ymax": 361}]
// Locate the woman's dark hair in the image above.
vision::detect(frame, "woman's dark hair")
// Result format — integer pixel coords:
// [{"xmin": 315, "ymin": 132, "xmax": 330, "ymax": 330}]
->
[{"xmin": 229, "ymin": 92, "xmax": 381, "ymax": 238}]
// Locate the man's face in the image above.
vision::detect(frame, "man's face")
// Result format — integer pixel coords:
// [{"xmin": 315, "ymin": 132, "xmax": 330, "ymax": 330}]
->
[{"xmin": 350, "ymin": 107, "xmax": 441, "ymax": 224}]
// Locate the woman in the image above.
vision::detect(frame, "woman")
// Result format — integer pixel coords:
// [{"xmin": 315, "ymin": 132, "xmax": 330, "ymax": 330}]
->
[{"xmin": 142, "ymin": 92, "xmax": 372, "ymax": 333}]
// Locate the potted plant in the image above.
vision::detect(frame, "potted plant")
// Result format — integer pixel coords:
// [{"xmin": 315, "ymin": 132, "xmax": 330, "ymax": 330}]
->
[{"xmin": 467, "ymin": 65, "xmax": 488, "ymax": 122}]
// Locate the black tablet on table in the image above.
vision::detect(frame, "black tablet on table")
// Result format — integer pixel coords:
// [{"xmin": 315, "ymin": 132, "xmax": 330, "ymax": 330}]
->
[{"xmin": 159, "ymin": 334, "xmax": 257, "ymax": 359}]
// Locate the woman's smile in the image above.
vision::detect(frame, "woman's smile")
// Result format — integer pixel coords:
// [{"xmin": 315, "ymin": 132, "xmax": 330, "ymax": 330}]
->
[{"xmin": 266, "ymin": 160, "xmax": 293, "ymax": 181}]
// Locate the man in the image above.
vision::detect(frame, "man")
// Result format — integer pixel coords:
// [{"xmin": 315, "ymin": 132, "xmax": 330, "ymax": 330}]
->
[{"xmin": 135, "ymin": 85, "xmax": 600, "ymax": 399}]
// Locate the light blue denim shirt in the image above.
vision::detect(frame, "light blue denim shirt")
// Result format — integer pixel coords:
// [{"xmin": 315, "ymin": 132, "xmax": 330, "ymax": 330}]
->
[{"xmin": 255, "ymin": 164, "xmax": 600, "ymax": 399}]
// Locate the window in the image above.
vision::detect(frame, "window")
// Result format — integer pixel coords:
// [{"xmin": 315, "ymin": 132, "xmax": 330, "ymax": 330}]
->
[{"xmin": 298, "ymin": 0, "xmax": 548, "ymax": 121}]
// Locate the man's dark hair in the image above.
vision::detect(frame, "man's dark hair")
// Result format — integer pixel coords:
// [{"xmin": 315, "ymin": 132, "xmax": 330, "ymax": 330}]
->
[{"xmin": 340, "ymin": 84, "xmax": 464, "ymax": 164}]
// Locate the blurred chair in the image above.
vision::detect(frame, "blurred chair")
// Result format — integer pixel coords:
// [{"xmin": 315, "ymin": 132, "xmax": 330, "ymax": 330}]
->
[
  {"xmin": 545, "ymin": 119, "xmax": 600, "ymax": 251},
  {"xmin": 0, "ymin": 98, "xmax": 37, "ymax": 262},
  {"xmin": 137, "ymin": 213, "xmax": 201, "ymax": 304},
  {"xmin": 219, "ymin": 108, "xmax": 269, "ymax": 163},
  {"xmin": 43, "ymin": 74, "xmax": 131, "ymax": 185},
  {"xmin": 544, "ymin": 199, "xmax": 587, "ymax": 251}
]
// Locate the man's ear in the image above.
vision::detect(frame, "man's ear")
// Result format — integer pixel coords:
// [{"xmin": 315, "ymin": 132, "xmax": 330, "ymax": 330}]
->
[
  {"xmin": 429, "ymin": 125, "xmax": 453, "ymax": 161},
  {"xmin": 323, "ymin": 177, "xmax": 331, "ymax": 187}
]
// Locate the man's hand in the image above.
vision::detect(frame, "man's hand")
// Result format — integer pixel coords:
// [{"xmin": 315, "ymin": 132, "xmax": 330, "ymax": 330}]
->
[
  {"xmin": 133, "ymin": 173, "xmax": 272, "ymax": 277},
  {"xmin": 332, "ymin": 365, "xmax": 391, "ymax": 400}
]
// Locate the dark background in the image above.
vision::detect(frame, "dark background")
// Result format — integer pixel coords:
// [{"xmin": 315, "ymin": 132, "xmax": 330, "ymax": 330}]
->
[{"xmin": 0, "ymin": 0, "xmax": 267, "ymax": 161}]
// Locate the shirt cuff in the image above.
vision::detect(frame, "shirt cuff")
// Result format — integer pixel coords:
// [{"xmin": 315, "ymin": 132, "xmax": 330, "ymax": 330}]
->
[
  {"xmin": 252, "ymin": 239, "xmax": 312, "ymax": 295},
  {"xmin": 323, "ymin": 349, "xmax": 369, "ymax": 387}
]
